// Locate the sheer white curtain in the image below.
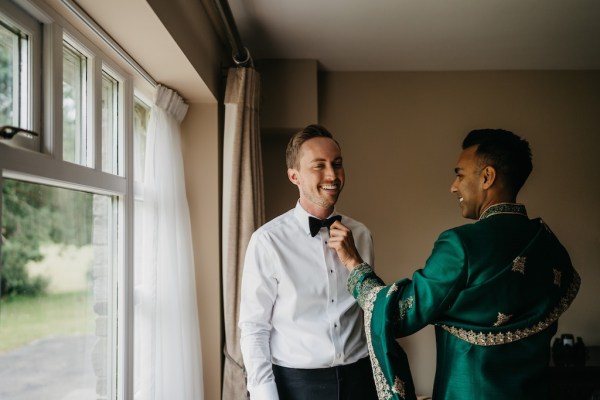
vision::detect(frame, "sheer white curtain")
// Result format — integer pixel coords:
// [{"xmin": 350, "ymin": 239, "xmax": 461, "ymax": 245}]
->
[
  {"xmin": 222, "ymin": 67, "xmax": 264, "ymax": 400},
  {"xmin": 137, "ymin": 85, "xmax": 204, "ymax": 400}
]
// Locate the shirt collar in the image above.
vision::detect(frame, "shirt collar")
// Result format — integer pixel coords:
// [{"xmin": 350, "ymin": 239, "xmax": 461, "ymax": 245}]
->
[
  {"xmin": 293, "ymin": 201, "xmax": 338, "ymax": 236},
  {"xmin": 479, "ymin": 202, "xmax": 528, "ymax": 220}
]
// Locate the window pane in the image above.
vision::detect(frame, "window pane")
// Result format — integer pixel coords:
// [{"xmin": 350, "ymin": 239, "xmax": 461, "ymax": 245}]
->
[
  {"xmin": 0, "ymin": 179, "xmax": 117, "ymax": 399},
  {"xmin": 0, "ymin": 1, "xmax": 43, "ymax": 153},
  {"xmin": 63, "ymin": 42, "xmax": 91, "ymax": 167},
  {"xmin": 0, "ymin": 20, "xmax": 18, "ymax": 127},
  {"xmin": 0, "ymin": 17, "xmax": 36, "ymax": 151},
  {"xmin": 101, "ymin": 72, "xmax": 120, "ymax": 175},
  {"xmin": 133, "ymin": 96, "xmax": 150, "ymax": 183}
]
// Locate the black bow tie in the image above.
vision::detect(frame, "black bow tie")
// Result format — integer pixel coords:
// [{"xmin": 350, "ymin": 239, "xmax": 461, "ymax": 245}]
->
[{"xmin": 308, "ymin": 215, "xmax": 342, "ymax": 237}]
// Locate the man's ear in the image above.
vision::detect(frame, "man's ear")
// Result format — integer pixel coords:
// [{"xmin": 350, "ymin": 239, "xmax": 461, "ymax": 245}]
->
[
  {"xmin": 287, "ymin": 168, "xmax": 299, "ymax": 186},
  {"xmin": 481, "ymin": 166, "xmax": 496, "ymax": 189}
]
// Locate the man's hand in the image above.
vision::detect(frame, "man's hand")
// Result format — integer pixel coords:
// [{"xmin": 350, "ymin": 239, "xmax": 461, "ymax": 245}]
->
[{"xmin": 327, "ymin": 221, "xmax": 364, "ymax": 271}]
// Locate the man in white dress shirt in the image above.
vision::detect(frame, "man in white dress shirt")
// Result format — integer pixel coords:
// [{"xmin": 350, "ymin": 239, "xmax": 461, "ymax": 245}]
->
[{"xmin": 239, "ymin": 125, "xmax": 378, "ymax": 400}]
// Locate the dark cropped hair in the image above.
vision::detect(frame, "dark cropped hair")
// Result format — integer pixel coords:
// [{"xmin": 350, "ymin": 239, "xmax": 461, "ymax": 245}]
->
[
  {"xmin": 463, "ymin": 129, "xmax": 533, "ymax": 195},
  {"xmin": 286, "ymin": 124, "xmax": 340, "ymax": 169}
]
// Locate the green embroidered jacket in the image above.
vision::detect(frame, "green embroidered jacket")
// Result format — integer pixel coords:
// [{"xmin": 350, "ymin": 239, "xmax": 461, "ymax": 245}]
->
[{"xmin": 348, "ymin": 203, "xmax": 580, "ymax": 400}]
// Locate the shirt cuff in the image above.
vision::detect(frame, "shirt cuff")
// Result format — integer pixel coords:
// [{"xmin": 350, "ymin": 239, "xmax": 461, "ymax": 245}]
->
[{"xmin": 248, "ymin": 380, "xmax": 279, "ymax": 400}]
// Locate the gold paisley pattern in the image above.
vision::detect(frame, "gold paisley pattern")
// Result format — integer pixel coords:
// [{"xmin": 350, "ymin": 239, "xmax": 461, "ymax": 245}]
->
[
  {"xmin": 398, "ymin": 297, "xmax": 414, "ymax": 320},
  {"xmin": 512, "ymin": 256, "xmax": 526, "ymax": 274},
  {"xmin": 493, "ymin": 312, "xmax": 512, "ymax": 327},
  {"xmin": 392, "ymin": 376, "xmax": 406, "ymax": 398},
  {"xmin": 439, "ymin": 271, "xmax": 580, "ymax": 346}
]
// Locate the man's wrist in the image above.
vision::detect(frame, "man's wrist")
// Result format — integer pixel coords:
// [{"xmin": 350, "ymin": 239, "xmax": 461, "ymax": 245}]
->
[
  {"xmin": 248, "ymin": 379, "xmax": 279, "ymax": 399},
  {"xmin": 345, "ymin": 258, "xmax": 364, "ymax": 271}
]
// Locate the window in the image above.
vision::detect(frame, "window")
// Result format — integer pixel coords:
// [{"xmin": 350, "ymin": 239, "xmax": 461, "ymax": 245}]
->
[
  {"xmin": 0, "ymin": 0, "xmax": 153, "ymax": 398},
  {"xmin": 62, "ymin": 40, "xmax": 90, "ymax": 167},
  {"xmin": 0, "ymin": 178, "xmax": 117, "ymax": 398},
  {"xmin": 0, "ymin": 1, "xmax": 41, "ymax": 152},
  {"xmin": 133, "ymin": 96, "xmax": 150, "ymax": 183},
  {"xmin": 102, "ymin": 71, "xmax": 121, "ymax": 175},
  {"xmin": 0, "ymin": 19, "xmax": 25, "ymax": 127}
]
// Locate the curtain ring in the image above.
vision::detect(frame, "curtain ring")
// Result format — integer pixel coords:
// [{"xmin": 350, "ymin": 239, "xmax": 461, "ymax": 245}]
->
[{"xmin": 233, "ymin": 47, "xmax": 251, "ymax": 66}]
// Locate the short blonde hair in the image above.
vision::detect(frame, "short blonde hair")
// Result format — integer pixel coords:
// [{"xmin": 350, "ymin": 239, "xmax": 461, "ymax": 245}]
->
[{"xmin": 285, "ymin": 124, "xmax": 340, "ymax": 169}]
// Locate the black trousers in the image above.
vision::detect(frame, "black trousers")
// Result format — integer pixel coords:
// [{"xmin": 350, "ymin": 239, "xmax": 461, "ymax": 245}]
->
[{"xmin": 272, "ymin": 357, "xmax": 378, "ymax": 400}]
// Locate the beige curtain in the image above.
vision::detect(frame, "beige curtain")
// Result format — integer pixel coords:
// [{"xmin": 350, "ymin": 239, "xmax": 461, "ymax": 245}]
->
[{"xmin": 222, "ymin": 67, "xmax": 264, "ymax": 400}]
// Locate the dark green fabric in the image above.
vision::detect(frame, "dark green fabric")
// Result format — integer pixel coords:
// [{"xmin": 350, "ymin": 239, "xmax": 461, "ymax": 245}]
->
[
  {"xmin": 348, "ymin": 265, "xmax": 417, "ymax": 400},
  {"xmin": 349, "ymin": 207, "xmax": 580, "ymax": 400},
  {"xmin": 368, "ymin": 282, "xmax": 417, "ymax": 400}
]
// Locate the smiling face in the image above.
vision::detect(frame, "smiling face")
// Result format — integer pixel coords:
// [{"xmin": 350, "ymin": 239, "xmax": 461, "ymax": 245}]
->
[
  {"xmin": 450, "ymin": 145, "xmax": 486, "ymax": 220},
  {"xmin": 288, "ymin": 136, "xmax": 345, "ymax": 219}
]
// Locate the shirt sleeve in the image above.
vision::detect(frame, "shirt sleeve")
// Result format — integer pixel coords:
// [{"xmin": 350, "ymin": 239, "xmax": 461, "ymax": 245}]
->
[
  {"xmin": 238, "ymin": 233, "xmax": 280, "ymax": 400},
  {"xmin": 363, "ymin": 230, "xmax": 375, "ymax": 268}
]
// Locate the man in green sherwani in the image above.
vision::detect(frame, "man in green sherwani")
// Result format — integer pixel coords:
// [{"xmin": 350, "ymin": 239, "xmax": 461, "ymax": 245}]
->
[{"xmin": 326, "ymin": 129, "xmax": 580, "ymax": 400}]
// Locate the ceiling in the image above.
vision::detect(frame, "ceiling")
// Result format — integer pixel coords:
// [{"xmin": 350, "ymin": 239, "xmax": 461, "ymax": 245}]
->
[
  {"xmin": 228, "ymin": 0, "xmax": 600, "ymax": 71},
  {"xmin": 50, "ymin": 0, "xmax": 216, "ymax": 102}
]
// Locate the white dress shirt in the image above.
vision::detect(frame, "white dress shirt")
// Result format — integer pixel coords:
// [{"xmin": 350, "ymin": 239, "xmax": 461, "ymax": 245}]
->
[{"xmin": 239, "ymin": 202, "xmax": 374, "ymax": 399}]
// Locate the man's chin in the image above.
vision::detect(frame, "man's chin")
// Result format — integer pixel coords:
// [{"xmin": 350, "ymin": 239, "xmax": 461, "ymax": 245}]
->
[
  {"xmin": 459, "ymin": 205, "xmax": 473, "ymax": 220},
  {"xmin": 321, "ymin": 193, "xmax": 339, "ymax": 204}
]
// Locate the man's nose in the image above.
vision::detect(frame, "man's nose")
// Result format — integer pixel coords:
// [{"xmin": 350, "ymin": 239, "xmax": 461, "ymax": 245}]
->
[
  {"xmin": 450, "ymin": 179, "xmax": 458, "ymax": 193},
  {"xmin": 324, "ymin": 165, "xmax": 336, "ymax": 178}
]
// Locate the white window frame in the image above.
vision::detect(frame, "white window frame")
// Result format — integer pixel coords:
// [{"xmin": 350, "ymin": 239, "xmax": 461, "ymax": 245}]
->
[{"xmin": 0, "ymin": 0, "xmax": 151, "ymax": 398}]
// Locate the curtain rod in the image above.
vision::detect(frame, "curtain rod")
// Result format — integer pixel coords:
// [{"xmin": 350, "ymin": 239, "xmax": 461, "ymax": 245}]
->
[
  {"xmin": 213, "ymin": 0, "xmax": 252, "ymax": 66},
  {"xmin": 60, "ymin": 0, "xmax": 158, "ymax": 87}
]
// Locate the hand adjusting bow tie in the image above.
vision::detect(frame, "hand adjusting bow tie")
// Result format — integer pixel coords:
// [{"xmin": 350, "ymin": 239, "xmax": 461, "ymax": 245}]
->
[{"xmin": 308, "ymin": 215, "xmax": 342, "ymax": 237}]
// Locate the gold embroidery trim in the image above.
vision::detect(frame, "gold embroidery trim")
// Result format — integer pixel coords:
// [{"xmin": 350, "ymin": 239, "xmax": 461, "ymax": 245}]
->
[
  {"xmin": 348, "ymin": 262, "xmax": 372, "ymax": 293},
  {"xmin": 387, "ymin": 283, "xmax": 398, "ymax": 297},
  {"xmin": 363, "ymin": 285, "xmax": 399, "ymax": 399},
  {"xmin": 353, "ymin": 265, "xmax": 409, "ymax": 399},
  {"xmin": 438, "ymin": 271, "xmax": 580, "ymax": 346},
  {"xmin": 479, "ymin": 203, "xmax": 527, "ymax": 220}
]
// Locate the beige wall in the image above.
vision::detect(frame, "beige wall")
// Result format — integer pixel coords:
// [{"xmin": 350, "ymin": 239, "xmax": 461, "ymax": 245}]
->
[
  {"xmin": 262, "ymin": 70, "xmax": 600, "ymax": 396},
  {"xmin": 181, "ymin": 103, "xmax": 222, "ymax": 400}
]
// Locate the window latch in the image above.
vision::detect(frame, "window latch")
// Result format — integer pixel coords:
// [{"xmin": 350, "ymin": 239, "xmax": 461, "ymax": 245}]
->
[{"xmin": 0, "ymin": 126, "xmax": 39, "ymax": 140}]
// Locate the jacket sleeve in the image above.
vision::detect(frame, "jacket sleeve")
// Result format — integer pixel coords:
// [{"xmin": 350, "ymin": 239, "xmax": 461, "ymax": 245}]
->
[{"xmin": 348, "ymin": 229, "xmax": 467, "ymax": 337}]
